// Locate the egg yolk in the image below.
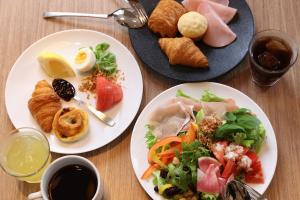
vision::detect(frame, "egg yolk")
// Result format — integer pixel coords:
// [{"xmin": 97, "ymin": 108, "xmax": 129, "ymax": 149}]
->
[{"xmin": 75, "ymin": 51, "xmax": 87, "ymax": 64}]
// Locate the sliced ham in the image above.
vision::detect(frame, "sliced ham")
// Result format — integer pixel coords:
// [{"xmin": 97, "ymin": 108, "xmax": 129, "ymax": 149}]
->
[
  {"xmin": 206, "ymin": 0, "xmax": 237, "ymax": 23},
  {"xmin": 209, "ymin": 0, "xmax": 229, "ymax": 6},
  {"xmin": 198, "ymin": 1, "xmax": 237, "ymax": 47},
  {"xmin": 197, "ymin": 164, "xmax": 220, "ymax": 193},
  {"xmin": 182, "ymin": 0, "xmax": 236, "ymax": 23}
]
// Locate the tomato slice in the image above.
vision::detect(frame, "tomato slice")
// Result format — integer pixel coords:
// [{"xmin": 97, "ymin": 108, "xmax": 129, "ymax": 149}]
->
[
  {"xmin": 211, "ymin": 141, "xmax": 228, "ymax": 166},
  {"xmin": 245, "ymin": 151, "xmax": 264, "ymax": 184},
  {"xmin": 221, "ymin": 160, "xmax": 236, "ymax": 179}
]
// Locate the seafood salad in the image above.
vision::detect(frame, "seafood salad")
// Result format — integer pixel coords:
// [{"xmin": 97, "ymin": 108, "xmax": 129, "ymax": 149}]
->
[{"xmin": 141, "ymin": 90, "xmax": 266, "ymax": 200}]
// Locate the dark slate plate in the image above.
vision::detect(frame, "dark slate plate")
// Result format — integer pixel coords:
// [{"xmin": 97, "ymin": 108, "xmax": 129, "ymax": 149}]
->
[{"xmin": 128, "ymin": 0, "xmax": 254, "ymax": 82}]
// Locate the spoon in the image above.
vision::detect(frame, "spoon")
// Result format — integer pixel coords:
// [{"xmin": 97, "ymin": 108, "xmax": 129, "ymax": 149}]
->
[
  {"xmin": 43, "ymin": 8, "xmax": 146, "ymax": 28},
  {"xmin": 52, "ymin": 79, "xmax": 116, "ymax": 127}
]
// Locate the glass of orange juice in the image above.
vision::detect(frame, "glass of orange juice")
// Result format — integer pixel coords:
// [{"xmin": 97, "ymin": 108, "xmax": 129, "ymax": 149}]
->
[{"xmin": 0, "ymin": 127, "xmax": 51, "ymax": 183}]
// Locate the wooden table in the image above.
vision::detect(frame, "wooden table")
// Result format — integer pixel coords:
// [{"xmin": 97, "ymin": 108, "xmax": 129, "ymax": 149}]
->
[{"xmin": 0, "ymin": 0, "xmax": 299, "ymax": 199}]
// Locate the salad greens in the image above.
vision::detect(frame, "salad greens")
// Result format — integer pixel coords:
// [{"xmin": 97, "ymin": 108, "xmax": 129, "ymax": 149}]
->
[
  {"xmin": 215, "ymin": 108, "xmax": 266, "ymax": 152},
  {"xmin": 176, "ymin": 89, "xmax": 224, "ymax": 102},
  {"xmin": 153, "ymin": 141, "xmax": 210, "ymax": 192},
  {"xmin": 176, "ymin": 89, "xmax": 199, "ymax": 102},
  {"xmin": 201, "ymin": 90, "xmax": 224, "ymax": 102},
  {"xmin": 90, "ymin": 43, "xmax": 117, "ymax": 75},
  {"xmin": 145, "ymin": 125, "xmax": 157, "ymax": 149},
  {"xmin": 201, "ymin": 193, "xmax": 218, "ymax": 200}
]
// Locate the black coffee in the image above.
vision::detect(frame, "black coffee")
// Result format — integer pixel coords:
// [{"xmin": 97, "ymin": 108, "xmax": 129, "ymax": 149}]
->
[{"xmin": 48, "ymin": 164, "xmax": 98, "ymax": 200}]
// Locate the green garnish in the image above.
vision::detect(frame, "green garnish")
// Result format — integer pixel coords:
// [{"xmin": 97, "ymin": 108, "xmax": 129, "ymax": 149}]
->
[
  {"xmin": 201, "ymin": 90, "xmax": 224, "ymax": 102},
  {"xmin": 166, "ymin": 141, "xmax": 210, "ymax": 192},
  {"xmin": 201, "ymin": 193, "xmax": 218, "ymax": 200},
  {"xmin": 91, "ymin": 43, "xmax": 117, "ymax": 75},
  {"xmin": 215, "ymin": 108, "xmax": 266, "ymax": 152},
  {"xmin": 176, "ymin": 89, "xmax": 199, "ymax": 102},
  {"xmin": 145, "ymin": 125, "xmax": 157, "ymax": 149}
]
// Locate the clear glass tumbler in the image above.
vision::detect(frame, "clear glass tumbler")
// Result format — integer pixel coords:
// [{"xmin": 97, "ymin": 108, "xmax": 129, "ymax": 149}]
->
[
  {"xmin": 0, "ymin": 127, "xmax": 51, "ymax": 183},
  {"xmin": 249, "ymin": 30, "xmax": 298, "ymax": 86}
]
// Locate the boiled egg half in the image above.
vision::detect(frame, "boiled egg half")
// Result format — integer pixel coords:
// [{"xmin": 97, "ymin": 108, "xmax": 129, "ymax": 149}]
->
[{"xmin": 74, "ymin": 47, "xmax": 96, "ymax": 72}]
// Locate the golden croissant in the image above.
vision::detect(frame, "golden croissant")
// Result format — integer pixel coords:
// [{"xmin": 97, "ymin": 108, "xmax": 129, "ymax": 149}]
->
[
  {"xmin": 148, "ymin": 0, "xmax": 186, "ymax": 37},
  {"xmin": 159, "ymin": 37, "xmax": 209, "ymax": 68},
  {"xmin": 28, "ymin": 80, "xmax": 62, "ymax": 133}
]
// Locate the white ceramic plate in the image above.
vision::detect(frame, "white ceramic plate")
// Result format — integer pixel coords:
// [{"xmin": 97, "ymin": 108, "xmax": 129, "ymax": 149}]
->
[
  {"xmin": 130, "ymin": 82, "xmax": 277, "ymax": 199},
  {"xmin": 5, "ymin": 29, "xmax": 143, "ymax": 154}
]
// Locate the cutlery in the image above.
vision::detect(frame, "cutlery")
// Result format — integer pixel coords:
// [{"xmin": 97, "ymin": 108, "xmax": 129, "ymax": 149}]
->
[
  {"xmin": 43, "ymin": 8, "xmax": 146, "ymax": 28},
  {"xmin": 52, "ymin": 79, "xmax": 116, "ymax": 127},
  {"xmin": 126, "ymin": 0, "xmax": 148, "ymax": 24},
  {"xmin": 223, "ymin": 180, "xmax": 267, "ymax": 200}
]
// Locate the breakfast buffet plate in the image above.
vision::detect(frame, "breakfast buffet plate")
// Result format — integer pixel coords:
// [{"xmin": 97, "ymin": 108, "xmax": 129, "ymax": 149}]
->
[
  {"xmin": 5, "ymin": 29, "xmax": 143, "ymax": 154},
  {"xmin": 130, "ymin": 82, "xmax": 277, "ymax": 199},
  {"xmin": 128, "ymin": 0, "xmax": 254, "ymax": 82}
]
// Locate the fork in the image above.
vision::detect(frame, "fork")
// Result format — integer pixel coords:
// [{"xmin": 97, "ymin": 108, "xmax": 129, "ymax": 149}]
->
[
  {"xmin": 223, "ymin": 180, "xmax": 267, "ymax": 200},
  {"xmin": 126, "ymin": 0, "xmax": 148, "ymax": 24}
]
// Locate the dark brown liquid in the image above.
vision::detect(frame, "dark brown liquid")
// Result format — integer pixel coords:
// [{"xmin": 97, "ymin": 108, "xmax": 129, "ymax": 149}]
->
[
  {"xmin": 48, "ymin": 164, "xmax": 97, "ymax": 200},
  {"xmin": 250, "ymin": 37, "xmax": 293, "ymax": 86}
]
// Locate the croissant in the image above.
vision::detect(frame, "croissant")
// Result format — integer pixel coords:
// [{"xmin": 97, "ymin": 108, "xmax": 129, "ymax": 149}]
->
[
  {"xmin": 28, "ymin": 80, "xmax": 62, "ymax": 133},
  {"xmin": 148, "ymin": 0, "xmax": 186, "ymax": 37},
  {"xmin": 159, "ymin": 37, "xmax": 209, "ymax": 68}
]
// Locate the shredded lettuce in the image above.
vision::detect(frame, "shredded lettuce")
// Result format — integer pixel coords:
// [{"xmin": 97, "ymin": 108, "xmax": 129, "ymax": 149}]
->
[{"xmin": 196, "ymin": 109, "xmax": 205, "ymax": 123}]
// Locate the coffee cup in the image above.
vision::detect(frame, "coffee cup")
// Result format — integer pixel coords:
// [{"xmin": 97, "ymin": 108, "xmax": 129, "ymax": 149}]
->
[{"xmin": 27, "ymin": 155, "xmax": 103, "ymax": 200}]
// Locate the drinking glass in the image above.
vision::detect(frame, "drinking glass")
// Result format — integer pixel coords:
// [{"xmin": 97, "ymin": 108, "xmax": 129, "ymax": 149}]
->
[
  {"xmin": 249, "ymin": 30, "xmax": 298, "ymax": 86},
  {"xmin": 0, "ymin": 127, "xmax": 51, "ymax": 183}
]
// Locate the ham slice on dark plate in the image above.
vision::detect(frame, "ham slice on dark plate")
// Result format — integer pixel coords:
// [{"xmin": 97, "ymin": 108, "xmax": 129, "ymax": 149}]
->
[
  {"xmin": 210, "ymin": 0, "xmax": 230, "ymax": 6},
  {"xmin": 182, "ymin": 0, "xmax": 237, "ymax": 23}
]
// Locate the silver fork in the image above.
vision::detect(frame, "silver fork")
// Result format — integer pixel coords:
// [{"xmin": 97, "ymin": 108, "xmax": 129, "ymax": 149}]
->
[
  {"xmin": 127, "ymin": 0, "xmax": 148, "ymax": 24},
  {"xmin": 223, "ymin": 180, "xmax": 267, "ymax": 200}
]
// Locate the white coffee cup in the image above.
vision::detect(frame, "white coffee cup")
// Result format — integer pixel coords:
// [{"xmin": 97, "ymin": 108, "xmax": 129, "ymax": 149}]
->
[{"xmin": 28, "ymin": 155, "xmax": 103, "ymax": 200}]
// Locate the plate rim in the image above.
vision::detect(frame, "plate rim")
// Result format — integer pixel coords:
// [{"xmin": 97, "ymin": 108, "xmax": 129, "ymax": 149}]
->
[
  {"xmin": 128, "ymin": 0, "xmax": 255, "ymax": 82},
  {"xmin": 5, "ymin": 29, "xmax": 144, "ymax": 154},
  {"xmin": 130, "ymin": 82, "xmax": 278, "ymax": 199}
]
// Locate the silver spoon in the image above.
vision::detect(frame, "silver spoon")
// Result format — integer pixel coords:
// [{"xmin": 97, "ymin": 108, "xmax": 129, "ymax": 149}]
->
[
  {"xmin": 52, "ymin": 79, "xmax": 116, "ymax": 127},
  {"xmin": 43, "ymin": 8, "xmax": 146, "ymax": 28}
]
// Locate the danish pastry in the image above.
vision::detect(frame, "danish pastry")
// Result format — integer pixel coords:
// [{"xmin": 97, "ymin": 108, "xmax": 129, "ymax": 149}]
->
[{"xmin": 52, "ymin": 107, "xmax": 89, "ymax": 142}]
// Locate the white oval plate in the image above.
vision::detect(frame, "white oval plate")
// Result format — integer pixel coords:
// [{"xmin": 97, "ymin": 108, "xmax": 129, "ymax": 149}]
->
[
  {"xmin": 130, "ymin": 82, "xmax": 277, "ymax": 199},
  {"xmin": 5, "ymin": 29, "xmax": 143, "ymax": 154}
]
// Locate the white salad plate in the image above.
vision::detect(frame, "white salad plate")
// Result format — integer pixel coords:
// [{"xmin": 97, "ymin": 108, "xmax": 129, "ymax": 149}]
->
[
  {"xmin": 5, "ymin": 29, "xmax": 143, "ymax": 154},
  {"xmin": 130, "ymin": 82, "xmax": 277, "ymax": 199}
]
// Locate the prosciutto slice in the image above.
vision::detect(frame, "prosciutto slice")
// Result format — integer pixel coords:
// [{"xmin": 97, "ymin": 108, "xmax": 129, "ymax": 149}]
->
[
  {"xmin": 149, "ymin": 101, "xmax": 193, "ymax": 138},
  {"xmin": 149, "ymin": 97, "xmax": 238, "ymax": 138},
  {"xmin": 197, "ymin": 158, "xmax": 229, "ymax": 194},
  {"xmin": 182, "ymin": 0, "xmax": 236, "ymax": 23},
  {"xmin": 197, "ymin": 164, "xmax": 220, "ymax": 193},
  {"xmin": 199, "ymin": 1, "xmax": 237, "ymax": 47}
]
